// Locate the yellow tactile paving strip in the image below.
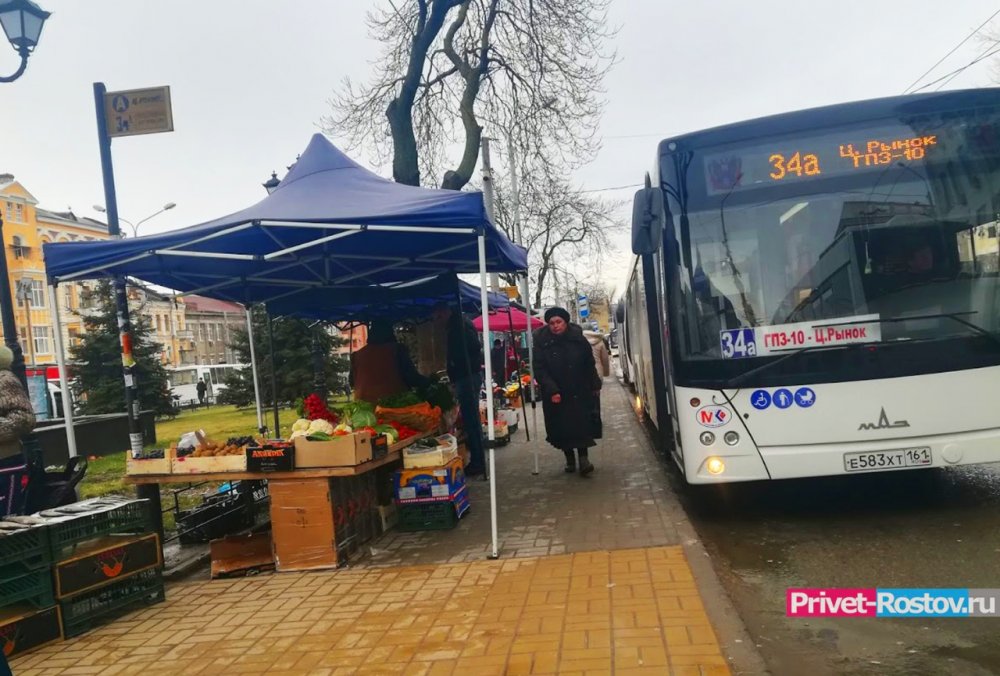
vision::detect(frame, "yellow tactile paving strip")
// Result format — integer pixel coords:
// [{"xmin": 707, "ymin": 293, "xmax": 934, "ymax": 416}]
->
[{"xmin": 13, "ymin": 546, "xmax": 730, "ymax": 675}]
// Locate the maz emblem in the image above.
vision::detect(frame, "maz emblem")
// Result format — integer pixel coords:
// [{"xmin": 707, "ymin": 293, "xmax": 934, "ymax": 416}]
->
[{"xmin": 858, "ymin": 407, "xmax": 910, "ymax": 431}]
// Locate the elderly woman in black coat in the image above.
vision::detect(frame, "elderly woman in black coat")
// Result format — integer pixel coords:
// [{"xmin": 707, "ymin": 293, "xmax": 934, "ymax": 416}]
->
[{"xmin": 533, "ymin": 307, "xmax": 602, "ymax": 476}]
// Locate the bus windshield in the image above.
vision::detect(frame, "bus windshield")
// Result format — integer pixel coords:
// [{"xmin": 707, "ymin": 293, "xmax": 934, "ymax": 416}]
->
[{"xmin": 665, "ymin": 106, "xmax": 1000, "ymax": 365}]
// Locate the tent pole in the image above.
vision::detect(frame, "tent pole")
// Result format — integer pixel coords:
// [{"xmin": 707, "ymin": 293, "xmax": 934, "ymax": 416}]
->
[
  {"xmin": 245, "ymin": 306, "xmax": 265, "ymax": 434},
  {"xmin": 267, "ymin": 313, "xmax": 280, "ymax": 436},
  {"xmin": 521, "ymin": 273, "xmax": 539, "ymax": 476},
  {"xmin": 48, "ymin": 284, "xmax": 77, "ymax": 458},
  {"xmin": 478, "ymin": 235, "xmax": 499, "ymax": 559}
]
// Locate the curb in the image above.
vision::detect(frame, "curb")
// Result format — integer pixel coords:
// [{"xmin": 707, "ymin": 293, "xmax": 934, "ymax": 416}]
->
[{"xmin": 623, "ymin": 381, "xmax": 770, "ymax": 675}]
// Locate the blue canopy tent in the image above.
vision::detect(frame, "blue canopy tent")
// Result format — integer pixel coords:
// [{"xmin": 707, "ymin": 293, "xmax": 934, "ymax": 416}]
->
[
  {"xmin": 43, "ymin": 135, "xmax": 532, "ymax": 559},
  {"xmin": 267, "ymin": 273, "xmax": 509, "ymax": 321}
]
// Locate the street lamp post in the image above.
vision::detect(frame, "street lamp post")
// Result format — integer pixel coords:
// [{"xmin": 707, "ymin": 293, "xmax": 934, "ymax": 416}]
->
[
  {"xmin": 93, "ymin": 202, "xmax": 175, "ymax": 238},
  {"xmin": 0, "ymin": 1, "xmax": 48, "ymax": 512},
  {"xmin": 0, "ymin": 0, "xmax": 49, "ymax": 83}
]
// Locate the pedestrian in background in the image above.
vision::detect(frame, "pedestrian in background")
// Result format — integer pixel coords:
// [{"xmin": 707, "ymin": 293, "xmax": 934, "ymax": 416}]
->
[
  {"xmin": 583, "ymin": 329, "xmax": 610, "ymax": 439},
  {"xmin": 196, "ymin": 378, "xmax": 207, "ymax": 407},
  {"xmin": 0, "ymin": 345, "xmax": 36, "ymax": 516},
  {"xmin": 533, "ymin": 307, "xmax": 601, "ymax": 476},
  {"xmin": 490, "ymin": 338, "xmax": 505, "ymax": 386},
  {"xmin": 432, "ymin": 303, "xmax": 486, "ymax": 477}
]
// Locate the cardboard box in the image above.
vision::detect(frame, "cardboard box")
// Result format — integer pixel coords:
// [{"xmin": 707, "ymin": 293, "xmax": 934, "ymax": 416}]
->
[
  {"xmin": 53, "ymin": 533, "xmax": 161, "ymax": 599},
  {"xmin": 246, "ymin": 443, "xmax": 294, "ymax": 473},
  {"xmin": 394, "ymin": 456, "xmax": 465, "ymax": 503},
  {"xmin": 293, "ymin": 432, "xmax": 373, "ymax": 468},
  {"xmin": 269, "ymin": 478, "xmax": 338, "ymax": 571},
  {"xmin": 0, "ymin": 605, "xmax": 61, "ymax": 659},
  {"xmin": 210, "ymin": 532, "xmax": 274, "ymax": 579},
  {"xmin": 402, "ymin": 434, "xmax": 458, "ymax": 469}
]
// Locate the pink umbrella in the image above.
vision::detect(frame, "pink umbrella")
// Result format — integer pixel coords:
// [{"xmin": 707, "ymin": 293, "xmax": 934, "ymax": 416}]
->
[{"xmin": 472, "ymin": 307, "xmax": 543, "ymax": 332}]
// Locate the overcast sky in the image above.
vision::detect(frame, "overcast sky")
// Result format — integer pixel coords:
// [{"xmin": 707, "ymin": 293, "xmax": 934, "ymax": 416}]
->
[{"xmin": 5, "ymin": 0, "xmax": 1000, "ymax": 300}]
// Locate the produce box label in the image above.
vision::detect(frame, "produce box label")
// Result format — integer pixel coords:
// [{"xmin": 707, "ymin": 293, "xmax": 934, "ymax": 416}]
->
[
  {"xmin": 246, "ymin": 444, "xmax": 295, "ymax": 472},
  {"xmin": 55, "ymin": 534, "xmax": 161, "ymax": 598},
  {"xmin": 0, "ymin": 606, "xmax": 61, "ymax": 659}
]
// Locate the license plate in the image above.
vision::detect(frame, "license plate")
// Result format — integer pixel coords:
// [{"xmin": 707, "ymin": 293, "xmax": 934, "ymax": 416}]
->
[{"xmin": 843, "ymin": 447, "xmax": 932, "ymax": 472}]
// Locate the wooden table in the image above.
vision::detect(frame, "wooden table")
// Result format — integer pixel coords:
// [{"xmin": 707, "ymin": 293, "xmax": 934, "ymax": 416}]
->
[
  {"xmin": 124, "ymin": 433, "xmax": 430, "ymax": 541},
  {"xmin": 123, "ymin": 450, "xmax": 402, "ymax": 485}
]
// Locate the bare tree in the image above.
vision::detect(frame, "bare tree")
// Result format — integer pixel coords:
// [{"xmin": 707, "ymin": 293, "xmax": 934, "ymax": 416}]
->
[
  {"xmin": 324, "ymin": 0, "xmax": 616, "ymax": 189},
  {"xmin": 487, "ymin": 167, "xmax": 623, "ymax": 308}
]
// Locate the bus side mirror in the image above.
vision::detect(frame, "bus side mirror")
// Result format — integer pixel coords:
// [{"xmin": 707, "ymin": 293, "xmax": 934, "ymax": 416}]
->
[{"xmin": 631, "ymin": 186, "xmax": 664, "ymax": 255}]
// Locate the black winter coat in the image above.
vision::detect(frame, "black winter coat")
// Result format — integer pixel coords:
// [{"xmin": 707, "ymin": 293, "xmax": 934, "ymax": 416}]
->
[{"xmin": 533, "ymin": 323, "xmax": 602, "ymax": 449}]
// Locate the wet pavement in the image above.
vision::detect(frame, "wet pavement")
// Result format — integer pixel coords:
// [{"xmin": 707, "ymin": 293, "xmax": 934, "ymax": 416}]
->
[
  {"xmin": 673, "ymin": 458, "xmax": 1000, "ymax": 675},
  {"xmin": 360, "ymin": 379, "xmax": 687, "ymax": 566},
  {"xmin": 11, "ymin": 381, "xmax": 758, "ymax": 675}
]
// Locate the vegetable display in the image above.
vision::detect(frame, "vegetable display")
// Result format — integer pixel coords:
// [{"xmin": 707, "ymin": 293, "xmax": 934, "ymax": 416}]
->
[
  {"xmin": 340, "ymin": 401, "xmax": 377, "ymax": 428},
  {"xmin": 424, "ymin": 382, "xmax": 456, "ymax": 411},
  {"xmin": 302, "ymin": 393, "xmax": 339, "ymax": 425},
  {"xmin": 377, "ymin": 390, "xmax": 423, "ymax": 409},
  {"xmin": 375, "ymin": 401, "xmax": 441, "ymax": 433}
]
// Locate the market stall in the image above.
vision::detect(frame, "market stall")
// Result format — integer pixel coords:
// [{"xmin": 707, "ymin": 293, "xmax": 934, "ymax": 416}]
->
[{"xmin": 43, "ymin": 135, "xmax": 528, "ymax": 560}]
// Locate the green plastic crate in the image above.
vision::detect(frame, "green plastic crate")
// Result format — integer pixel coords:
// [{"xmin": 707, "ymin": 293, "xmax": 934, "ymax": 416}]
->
[
  {"xmin": 0, "ymin": 567, "xmax": 55, "ymax": 609},
  {"xmin": 0, "ymin": 525, "xmax": 51, "ymax": 571},
  {"xmin": 60, "ymin": 568, "xmax": 165, "ymax": 638},
  {"xmin": 397, "ymin": 501, "xmax": 459, "ymax": 532},
  {"xmin": 47, "ymin": 501, "xmax": 150, "ymax": 559}
]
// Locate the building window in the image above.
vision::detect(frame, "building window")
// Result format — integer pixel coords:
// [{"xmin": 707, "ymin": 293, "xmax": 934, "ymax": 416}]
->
[
  {"xmin": 14, "ymin": 203, "xmax": 23, "ymax": 222},
  {"xmin": 18, "ymin": 327, "xmax": 27, "ymax": 355},
  {"xmin": 32, "ymin": 327, "xmax": 50, "ymax": 355},
  {"xmin": 210, "ymin": 324, "xmax": 218, "ymax": 341},
  {"xmin": 63, "ymin": 284, "xmax": 74, "ymax": 310},
  {"xmin": 68, "ymin": 328, "xmax": 80, "ymax": 347},
  {"xmin": 4, "ymin": 202, "xmax": 10, "ymax": 222},
  {"xmin": 11, "ymin": 235, "xmax": 28, "ymax": 259},
  {"xmin": 16, "ymin": 279, "xmax": 45, "ymax": 308},
  {"xmin": 156, "ymin": 315, "xmax": 162, "ymax": 333}
]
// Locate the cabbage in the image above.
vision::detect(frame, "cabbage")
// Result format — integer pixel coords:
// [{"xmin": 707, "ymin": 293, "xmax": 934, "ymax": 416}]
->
[
  {"xmin": 291, "ymin": 418, "xmax": 311, "ymax": 433},
  {"xmin": 289, "ymin": 429, "xmax": 308, "ymax": 440},
  {"xmin": 307, "ymin": 419, "xmax": 335, "ymax": 435}
]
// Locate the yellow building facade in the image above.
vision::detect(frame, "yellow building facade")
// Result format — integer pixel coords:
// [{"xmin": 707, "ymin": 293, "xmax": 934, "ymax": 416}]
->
[{"xmin": 0, "ymin": 174, "xmax": 111, "ymax": 367}]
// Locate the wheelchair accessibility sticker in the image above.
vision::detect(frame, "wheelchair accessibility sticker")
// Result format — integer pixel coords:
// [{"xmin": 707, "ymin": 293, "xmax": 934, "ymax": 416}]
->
[{"xmin": 750, "ymin": 387, "xmax": 816, "ymax": 411}]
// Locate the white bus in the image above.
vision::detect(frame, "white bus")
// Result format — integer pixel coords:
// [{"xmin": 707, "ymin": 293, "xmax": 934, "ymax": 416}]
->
[
  {"xmin": 167, "ymin": 364, "xmax": 244, "ymax": 406},
  {"xmin": 624, "ymin": 88, "xmax": 1000, "ymax": 483}
]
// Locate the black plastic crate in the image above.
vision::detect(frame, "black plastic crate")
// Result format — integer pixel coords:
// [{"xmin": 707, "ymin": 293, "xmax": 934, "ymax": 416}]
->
[
  {"xmin": 0, "ymin": 526, "xmax": 51, "ymax": 571},
  {"xmin": 60, "ymin": 568, "xmax": 165, "ymax": 638},
  {"xmin": 0, "ymin": 568, "xmax": 55, "ymax": 609},
  {"xmin": 397, "ymin": 501, "xmax": 459, "ymax": 532},
  {"xmin": 47, "ymin": 502, "xmax": 150, "ymax": 558}
]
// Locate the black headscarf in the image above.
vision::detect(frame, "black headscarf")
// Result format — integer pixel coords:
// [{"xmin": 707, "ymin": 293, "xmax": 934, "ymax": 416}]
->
[{"xmin": 544, "ymin": 307, "xmax": 571, "ymax": 324}]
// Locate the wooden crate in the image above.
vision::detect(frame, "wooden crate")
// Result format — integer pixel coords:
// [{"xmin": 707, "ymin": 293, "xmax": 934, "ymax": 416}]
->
[
  {"xmin": 125, "ymin": 449, "xmax": 173, "ymax": 476},
  {"xmin": 171, "ymin": 453, "xmax": 247, "ymax": 474}
]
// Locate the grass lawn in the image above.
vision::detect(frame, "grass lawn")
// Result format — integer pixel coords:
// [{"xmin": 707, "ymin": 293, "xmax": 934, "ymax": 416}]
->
[{"xmin": 79, "ymin": 404, "xmax": 296, "ymax": 530}]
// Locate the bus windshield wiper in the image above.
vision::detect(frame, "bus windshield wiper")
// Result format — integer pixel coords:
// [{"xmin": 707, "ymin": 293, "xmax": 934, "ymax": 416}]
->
[
  {"xmin": 723, "ymin": 311, "xmax": 1000, "ymax": 390},
  {"xmin": 722, "ymin": 342, "xmax": 858, "ymax": 390},
  {"xmin": 818, "ymin": 310, "xmax": 1000, "ymax": 347}
]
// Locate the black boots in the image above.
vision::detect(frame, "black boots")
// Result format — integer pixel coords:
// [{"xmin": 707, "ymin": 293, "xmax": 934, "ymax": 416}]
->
[{"xmin": 563, "ymin": 449, "xmax": 594, "ymax": 476}]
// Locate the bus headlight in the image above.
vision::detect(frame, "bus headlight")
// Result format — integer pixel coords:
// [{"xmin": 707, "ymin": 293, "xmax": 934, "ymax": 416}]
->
[
  {"xmin": 706, "ymin": 457, "xmax": 726, "ymax": 475},
  {"xmin": 699, "ymin": 431, "xmax": 715, "ymax": 446},
  {"xmin": 724, "ymin": 431, "xmax": 740, "ymax": 446}
]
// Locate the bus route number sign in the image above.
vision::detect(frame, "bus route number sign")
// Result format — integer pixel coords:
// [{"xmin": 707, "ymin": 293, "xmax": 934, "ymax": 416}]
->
[{"xmin": 720, "ymin": 328, "xmax": 757, "ymax": 359}]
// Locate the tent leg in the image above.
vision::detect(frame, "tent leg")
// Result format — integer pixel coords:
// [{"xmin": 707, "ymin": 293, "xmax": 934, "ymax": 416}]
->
[
  {"xmin": 521, "ymin": 274, "xmax": 539, "ymax": 476},
  {"xmin": 478, "ymin": 234, "xmax": 499, "ymax": 560},
  {"xmin": 48, "ymin": 284, "xmax": 77, "ymax": 458},
  {"xmin": 245, "ymin": 306, "xmax": 265, "ymax": 434}
]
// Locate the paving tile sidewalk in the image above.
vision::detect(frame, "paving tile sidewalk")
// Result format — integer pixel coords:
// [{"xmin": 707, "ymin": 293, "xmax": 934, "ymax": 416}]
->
[
  {"xmin": 362, "ymin": 380, "xmax": 688, "ymax": 566},
  {"xmin": 13, "ymin": 546, "xmax": 729, "ymax": 675},
  {"xmin": 11, "ymin": 382, "xmax": 747, "ymax": 675}
]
